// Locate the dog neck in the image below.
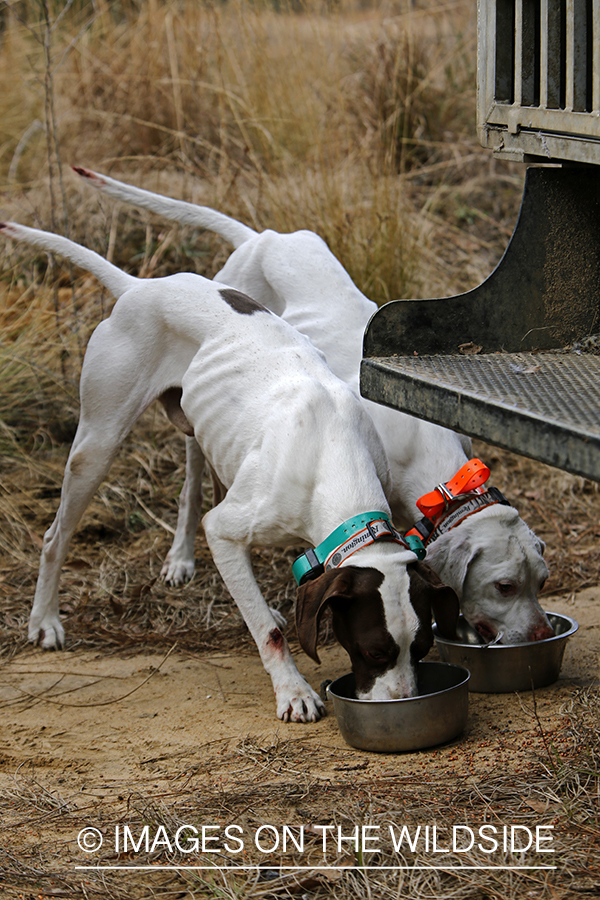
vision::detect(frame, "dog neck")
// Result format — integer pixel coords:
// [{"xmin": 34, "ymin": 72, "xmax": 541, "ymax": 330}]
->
[{"xmin": 293, "ymin": 511, "xmax": 425, "ymax": 585}]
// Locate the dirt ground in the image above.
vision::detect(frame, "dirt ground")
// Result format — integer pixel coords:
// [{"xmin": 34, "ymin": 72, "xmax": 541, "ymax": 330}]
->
[
  {"xmin": 1, "ymin": 590, "xmax": 598, "ymax": 772},
  {"xmin": 0, "ymin": 583, "xmax": 598, "ymax": 898},
  {"xmin": 0, "ymin": 392, "xmax": 598, "ymax": 899}
]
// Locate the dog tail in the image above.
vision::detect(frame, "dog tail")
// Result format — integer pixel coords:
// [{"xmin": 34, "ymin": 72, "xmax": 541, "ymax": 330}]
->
[
  {"xmin": 72, "ymin": 166, "xmax": 258, "ymax": 250},
  {"xmin": 0, "ymin": 222, "xmax": 137, "ymax": 299}
]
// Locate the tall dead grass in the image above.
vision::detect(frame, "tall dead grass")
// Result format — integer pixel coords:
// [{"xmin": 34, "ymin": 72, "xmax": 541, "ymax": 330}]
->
[
  {"xmin": 0, "ymin": 0, "xmax": 520, "ymax": 447},
  {"xmin": 1, "ymin": 0, "xmax": 499, "ymax": 290}
]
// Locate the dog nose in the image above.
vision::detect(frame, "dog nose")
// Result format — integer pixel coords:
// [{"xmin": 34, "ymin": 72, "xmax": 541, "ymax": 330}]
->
[{"xmin": 528, "ymin": 623, "xmax": 555, "ymax": 642}]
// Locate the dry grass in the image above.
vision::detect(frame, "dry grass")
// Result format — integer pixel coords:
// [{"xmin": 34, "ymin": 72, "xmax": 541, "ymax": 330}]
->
[
  {"xmin": 0, "ymin": 0, "xmax": 542, "ymax": 661},
  {"xmin": 1, "ymin": 0, "xmax": 521, "ymax": 296},
  {"xmin": 0, "ymin": 1, "xmax": 598, "ymax": 898},
  {"xmin": 1, "ymin": 687, "xmax": 598, "ymax": 898}
]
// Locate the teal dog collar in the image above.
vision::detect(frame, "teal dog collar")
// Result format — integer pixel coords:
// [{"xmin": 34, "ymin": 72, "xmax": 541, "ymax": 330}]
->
[{"xmin": 292, "ymin": 511, "xmax": 425, "ymax": 586}]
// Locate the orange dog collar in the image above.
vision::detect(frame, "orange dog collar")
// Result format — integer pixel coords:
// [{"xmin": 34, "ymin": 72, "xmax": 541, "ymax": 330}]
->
[
  {"xmin": 416, "ymin": 458, "xmax": 490, "ymax": 519},
  {"xmin": 405, "ymin": 459, "xmax": 510, "ymax": 547}
]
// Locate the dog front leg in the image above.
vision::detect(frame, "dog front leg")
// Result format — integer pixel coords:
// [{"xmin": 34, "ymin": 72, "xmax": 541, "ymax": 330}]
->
[
  {"xmin": 161, "ymin": 436, "xmax": 205, "ymax": 585},
  {"xmin": 203, "ymin": 510, "xmax": 325, "ymax": 723}
]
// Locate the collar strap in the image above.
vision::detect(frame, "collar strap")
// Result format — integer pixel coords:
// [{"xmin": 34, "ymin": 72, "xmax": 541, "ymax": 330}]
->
[
  {"xmin": 406, "ymin": 486, "xmax": 510, "ymax": 547},
  {"xmin": 292, "ymin": 511, "xmax": 426, "ymax": 586},
  {"xmin": 416, "ymin": 458, "xmax": 491, "ymax": 519}
]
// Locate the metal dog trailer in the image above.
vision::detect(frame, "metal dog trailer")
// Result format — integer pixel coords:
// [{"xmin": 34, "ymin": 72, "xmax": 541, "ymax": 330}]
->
[{"xmin": 360, "ymin": 0, "xmax": 600, "ymax": 481}]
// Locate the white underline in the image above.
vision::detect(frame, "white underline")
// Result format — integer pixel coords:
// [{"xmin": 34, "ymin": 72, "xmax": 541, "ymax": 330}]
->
[{"xmin": 75, "ymin": 864, "xmax": 558, "ymax": 871}]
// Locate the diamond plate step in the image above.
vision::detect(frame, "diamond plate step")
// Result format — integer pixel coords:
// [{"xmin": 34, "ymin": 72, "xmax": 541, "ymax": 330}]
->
[{"xmin": 360, "ymin": 352, "xmax": 600, "ymax": 482}]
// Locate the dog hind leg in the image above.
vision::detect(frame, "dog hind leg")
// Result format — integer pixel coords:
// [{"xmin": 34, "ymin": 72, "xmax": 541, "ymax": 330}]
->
[
  {"xmin": 29, "ymin": 330, "xmax": 170, "ymax": 648},
  {"xmin": 161, "ymin": 436, "xmax": 206, "ymax": 585},
  {"xmin": 29, "ymin": 423, "xmax": 124, "ymax": 648}
]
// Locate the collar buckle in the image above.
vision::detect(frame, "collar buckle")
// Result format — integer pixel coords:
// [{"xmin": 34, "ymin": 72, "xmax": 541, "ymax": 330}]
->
[{"xmin": 416, "ymin": 458, "xmax": 491, "ymax": 519}]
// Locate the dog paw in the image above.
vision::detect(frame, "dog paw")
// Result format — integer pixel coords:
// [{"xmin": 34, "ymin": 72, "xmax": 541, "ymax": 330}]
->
[
  {"xmin": 28, "ymin": 618, "xmax": 65, "ymax": 650},
  {"xmin": 276, "ymin": 682, "xmax": 326, "ymax": 723},
  {"xmin": 269, "ymin": 607, "xmax": 288, "ymax": 629},
  {"xmin": 161, "ymin": 555, "xmax": 195, "ymax": 586}
]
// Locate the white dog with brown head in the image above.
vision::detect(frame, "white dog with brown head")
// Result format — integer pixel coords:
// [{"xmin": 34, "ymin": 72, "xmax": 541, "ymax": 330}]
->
[{"xmin": 1, "ymin": 220, "xmax": 458, "ymax": 722}]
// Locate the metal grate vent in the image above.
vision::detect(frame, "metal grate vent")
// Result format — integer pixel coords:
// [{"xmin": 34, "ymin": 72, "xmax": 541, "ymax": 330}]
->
[{"xmin": 478, "ymin": 0, "xmax": 600, "ymax": 164}]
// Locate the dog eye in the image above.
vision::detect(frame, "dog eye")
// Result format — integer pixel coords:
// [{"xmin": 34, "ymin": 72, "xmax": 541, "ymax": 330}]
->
[
  {"xmin": 495, "ymin": 581, "xmax": 516, "ymax": 596},
  {"xmin": 364, "ymin": 649, "xmax": 386, "ymax": 662}
]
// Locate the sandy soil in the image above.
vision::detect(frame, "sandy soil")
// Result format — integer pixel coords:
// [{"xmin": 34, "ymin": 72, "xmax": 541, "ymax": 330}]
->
[
  {"xmin": 0, "ymin": 590, "xmax": 597, "ymax": 775},
  {"xmin": 0, "ymin": 587, "xmax": 597, "ymax": 897}
]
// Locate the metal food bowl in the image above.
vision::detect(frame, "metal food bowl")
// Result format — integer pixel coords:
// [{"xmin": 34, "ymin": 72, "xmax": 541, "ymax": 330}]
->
[
  {"xmin": 433, "ymin": 613, "xmax": 579, "ymax": 693},
  {"xmin": 326, "ymin": 661, "xmax": 470, "ymax": 753}
]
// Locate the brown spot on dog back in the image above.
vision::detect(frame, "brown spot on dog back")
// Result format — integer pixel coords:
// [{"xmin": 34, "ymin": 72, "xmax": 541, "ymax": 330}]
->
[
  {"xmin": 219, "ymin": 288, "xmax": 267, "ymax": 315},
  {"xmin": 158, "ymin": 387, "xmax": 195, "ymax": 436}
]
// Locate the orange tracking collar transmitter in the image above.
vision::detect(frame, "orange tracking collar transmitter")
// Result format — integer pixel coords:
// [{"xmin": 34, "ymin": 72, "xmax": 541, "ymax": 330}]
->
[{"xmin": 406, "ymin": 459, "xmax": 511, "ymax": 547}]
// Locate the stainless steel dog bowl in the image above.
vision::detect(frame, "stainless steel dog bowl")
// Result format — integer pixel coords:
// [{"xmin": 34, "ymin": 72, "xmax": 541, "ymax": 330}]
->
[
  {"xmin": 326, "ymin": 661, "xmax": 470, "ymax": 753},
  {"xmin": 433, "ymin": 613, "xmax": 579, "ymax": 693}
]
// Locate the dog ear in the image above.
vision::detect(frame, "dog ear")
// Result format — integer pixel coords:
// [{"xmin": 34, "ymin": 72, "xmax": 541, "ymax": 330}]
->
[
  {"xmin": 296, "ymin": 569, "xmax": 354, "ymax": 664},
  {"xmin": 408, "ymin": 561, "xmax": 459, "ymax": 640},
  {"xmin": 426, "ymin": 529, "xmax": 484, "ymax": 602}
]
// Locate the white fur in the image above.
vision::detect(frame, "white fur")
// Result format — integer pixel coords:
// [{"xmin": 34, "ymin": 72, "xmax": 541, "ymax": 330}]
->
[
  {"xmin": 2, "ymin": 220, "xmax": 431, "ymax": 721},
  {"xmin": 361, "ymin": 551, "xmax": 419, "ymax": 700},
  {"xmin": 74, "ymin": 168, "xmax": 552, "ymax": 643}
]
